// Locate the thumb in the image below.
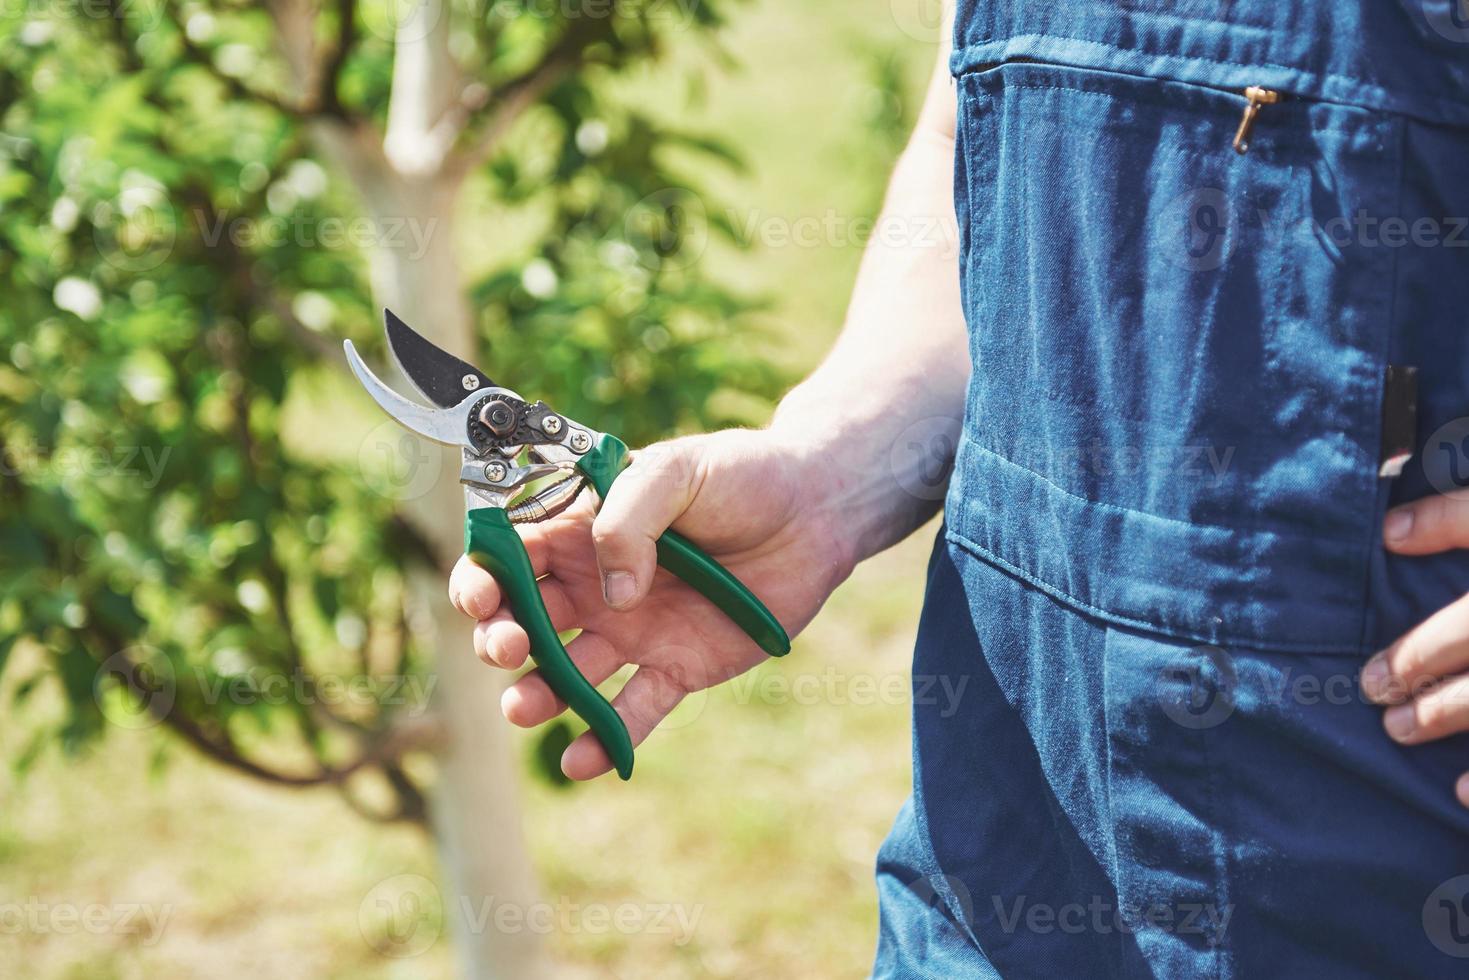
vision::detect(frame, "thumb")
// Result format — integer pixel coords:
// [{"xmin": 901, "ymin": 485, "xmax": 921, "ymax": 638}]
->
[
  {"xmin": 591, "ymin": 442, "xmax": 702, "ymax": 610},
  {"xmin": 1383, "ymin": 491, "xmax": 1469, "ymax": 555}
]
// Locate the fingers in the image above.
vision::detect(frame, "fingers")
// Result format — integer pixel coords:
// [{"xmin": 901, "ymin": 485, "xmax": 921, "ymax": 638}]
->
[
  {"xmin": 449, "ymin": 555, "xmax": 501, "ymax": 620},
  {"xmin": 1362, "ymin": 590, "xmax": 1469, "ymax": 804},
  {"xmin": 448, "ymin": 531, "xmax": 553, "ymax": 620},
  {"xmin": 561, "ymin": 665, "xmax": 688, "ymax": 780},
  {"xmin": 1362, "ymin": 593, "xmax": 1469, "ymax": 704},
  {"xmin": 500, "ymin": 632, "xmax": 626, "ymax": 726},
  {"xmin": 471, "ymin": 577, "xmax": 576, "ymax": 669},
  {"xmin": 473, "ymin": 612, "xmax": 532, "ymax": 670},
  {"xmin": 1379, "ymin": 673, "xmax": 1469, "ymax": 745},
  {"xmin": 1382, "ymin": 491, "xmax": 1469, "ymax": 556},
  {"xmin": 591, "ymin": 443, "xmax": 701, "ymax": 611},
  {"xmin": 1377, "ymin": 492, "xmax": 1469, "ymax": 806}
]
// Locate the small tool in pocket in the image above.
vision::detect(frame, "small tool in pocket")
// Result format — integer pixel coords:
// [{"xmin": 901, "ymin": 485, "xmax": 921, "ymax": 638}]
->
[{"xmin": 1379, "ymin": 364, "xmax": 1418, "ymax": 479}]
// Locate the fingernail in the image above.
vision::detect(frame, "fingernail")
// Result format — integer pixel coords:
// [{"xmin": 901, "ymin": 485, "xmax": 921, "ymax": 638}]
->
[
  {"xmin": 603, "ymin": 571, "xmax": 637, "ymax": 609},
  {"xmin": 464, "ymin": 593, "xmax": 491, "ymax": 621},
  {"xmin": 1384, "ymin": 508, "xmax": 1414, "ymax": 544},
  {"xmin": 1457, "ymin": 774, "xmax": 1469, "ymax": 808},
  {"xmin": 500, "ymin": 686, "xmax": 526, "ymax": 725},
  {"xmin": 1384, "ymin": 704, "xmax": 1416, "ymax": 741},
  {"xmin": 1361, "ymin": 653, "xmax": 1391, "ymax": 702}
]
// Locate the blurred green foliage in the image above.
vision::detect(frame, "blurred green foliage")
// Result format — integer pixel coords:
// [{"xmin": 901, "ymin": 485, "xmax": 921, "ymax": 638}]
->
[{"xmin": 0, "ymin": 0, "xmax": 781, "ymax": 806}]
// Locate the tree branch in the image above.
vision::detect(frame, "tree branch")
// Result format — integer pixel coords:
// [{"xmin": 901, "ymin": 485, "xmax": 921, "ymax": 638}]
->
[
  {"xmin": 165, "ymin": 1, "xmax": 311, "ymax": 119},
  {"xmin": 442, "ymin": 32, "xmax": 592, "ymax": 181},
  {"xmin": 94, "ymin": 640, "xmax": 358, "ymax": 785},
  {"xmin": 381, "ymin": 0, "xmax": 468, "ymax": 177},
  {"xmin": 336, "ymin": 757, "xmax": 432, "ymax": 824},
  {"xmin": 181, "ymin": 184, "xmax": 344, "ymax": 365},
  {"xmin": 316, "ymin": 0, "xmax": 358, "ymax": 120},
  {"xmin": 90, "ymin": 634, "xmax": 440, "ymax": 798}
]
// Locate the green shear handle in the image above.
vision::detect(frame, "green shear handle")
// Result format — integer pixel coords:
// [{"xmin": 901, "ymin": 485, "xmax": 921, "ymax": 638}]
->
[{"xmin": 464, "ymin": 434, "xmax": 790, "ymax": 780}]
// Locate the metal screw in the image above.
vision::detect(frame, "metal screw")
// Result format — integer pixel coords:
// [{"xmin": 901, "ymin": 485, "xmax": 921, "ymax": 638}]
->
[
  {"xmin": 569, "ymin": 431, "xmax": 591, "ymax": 452},
  {"xmin": 539, "ymin": 414, "xmax": 563, "ymax": 436},
  {"xmin": 484, "ymin": 461, "xmax": 508, "ymax": 483},
  {"xmin": 462, "ymin": 374, "xmax": 481, "ymax": 391},
  {"xmin": 478, "ymin": 398, "xmax": 517, "ymax": 436}
]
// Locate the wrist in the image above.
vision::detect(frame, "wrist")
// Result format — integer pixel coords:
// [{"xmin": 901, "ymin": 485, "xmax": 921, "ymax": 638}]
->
[
  {"xmin": 749, "ymin": 421, "xmax": 861, "ymax": 594},
  {"xmin": 759, "ymin": 417, "xmax": 928, "ymax": 588},
  {"xmin": 766, "ymin": 382, "xmax": 956, "ymax": 571}
]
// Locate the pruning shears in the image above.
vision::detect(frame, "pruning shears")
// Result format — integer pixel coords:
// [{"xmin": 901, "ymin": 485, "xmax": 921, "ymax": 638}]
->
[{"xmin": 344, "ymin": 310, "xmax": 790, "ymax": 779}]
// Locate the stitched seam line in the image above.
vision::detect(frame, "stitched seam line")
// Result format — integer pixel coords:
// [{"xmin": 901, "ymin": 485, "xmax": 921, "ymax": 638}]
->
[
  {"xmin": 950, "ymin": 35, "xmax": 1469, "ymax": 124},
  {"xmin": 962, "ymin": 440, "xmax": 1365, "ymax": 550},
  {"xmin": 945, "ymin": 526, "xmax": 1365, "ymax": 656},
  {"xmin": 969, "ymin": 76, "xmax": 1371, "ymax": 125},
  {"xmin": 1357, "ymin": 118, "xmax": 1411, "ymax": 652}
]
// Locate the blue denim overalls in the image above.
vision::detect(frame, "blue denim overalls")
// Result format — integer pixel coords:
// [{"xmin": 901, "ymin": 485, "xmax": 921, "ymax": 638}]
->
[{"xmin": 874, "ymin": 2, "xmax": 1469, "ymax": 976}]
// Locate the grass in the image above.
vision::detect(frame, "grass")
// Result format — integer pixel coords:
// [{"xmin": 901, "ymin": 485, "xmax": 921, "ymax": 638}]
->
[{"xmin": 0, "ymin": 2, "xmax": 941, "ymax": 976}]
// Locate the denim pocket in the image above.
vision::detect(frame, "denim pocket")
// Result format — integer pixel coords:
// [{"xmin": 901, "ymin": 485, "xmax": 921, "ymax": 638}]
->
[{"xmin": 946, "ymin": 61, "xmax": 1404, "ymax": 654}]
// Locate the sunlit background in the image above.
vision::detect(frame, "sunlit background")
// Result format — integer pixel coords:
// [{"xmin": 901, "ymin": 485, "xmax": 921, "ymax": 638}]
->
[{"xmin": 0, "ymin": 0, "xmax": 942, "ymax": 975}]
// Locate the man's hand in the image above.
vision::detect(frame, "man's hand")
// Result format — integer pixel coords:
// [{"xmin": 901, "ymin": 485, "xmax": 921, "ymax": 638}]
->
[
  {"xmin": 448, "ymin": 428, "xmax": 852, "ymax": 780},
  {"xmin": 1361, "ymin": 491, "xmax": 1469, "ymax": 805},
  {"xmin": 446, "ymin": 5, "xmax": 969, "ymax": 779}
]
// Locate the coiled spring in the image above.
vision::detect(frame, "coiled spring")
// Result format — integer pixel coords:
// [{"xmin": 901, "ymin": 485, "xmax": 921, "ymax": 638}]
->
[{"xmin": 506, "ymin": 473, "xmax": 588, "ymax": 524}]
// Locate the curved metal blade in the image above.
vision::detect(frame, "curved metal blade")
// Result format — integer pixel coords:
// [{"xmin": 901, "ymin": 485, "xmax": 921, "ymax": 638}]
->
[
  {"xmin": 384, "ymin": 308, "xmax": 493, "ymax": 408},
  {"xmin": 343, "ymin": 339, "xmax": 467, "ymax": 446}
]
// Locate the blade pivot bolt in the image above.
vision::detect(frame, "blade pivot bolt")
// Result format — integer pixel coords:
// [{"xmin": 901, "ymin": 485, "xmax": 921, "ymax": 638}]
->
[
  {"xmin": 462, "ymin": 374, "xmax": 481, "ymax": 391},
  {"xmin": 539, "ymin": 414, "xmax": 563, "ymax": 436},
  {"xmin": 479, "ymin": 398, "xmax": 517, "ymax": 436},
  {"xmin": 569, "ymin": 431, "xmax": 591, "ymax": 452}
]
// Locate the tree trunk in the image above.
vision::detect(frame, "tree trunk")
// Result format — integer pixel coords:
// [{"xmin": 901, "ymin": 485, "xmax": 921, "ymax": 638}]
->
[
  {"xmin": 272, "ymin": 0, "xmax": 549, "ymax": 971},
  {"xmin": 370, "ymin": 176, "xmax": 548, "ymax": 980}
]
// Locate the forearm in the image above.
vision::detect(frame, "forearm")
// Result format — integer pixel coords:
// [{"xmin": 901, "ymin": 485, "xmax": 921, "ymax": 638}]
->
[{"xmin": 770, "ymin": 122, "xmax": 969, "ymax": 569}]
